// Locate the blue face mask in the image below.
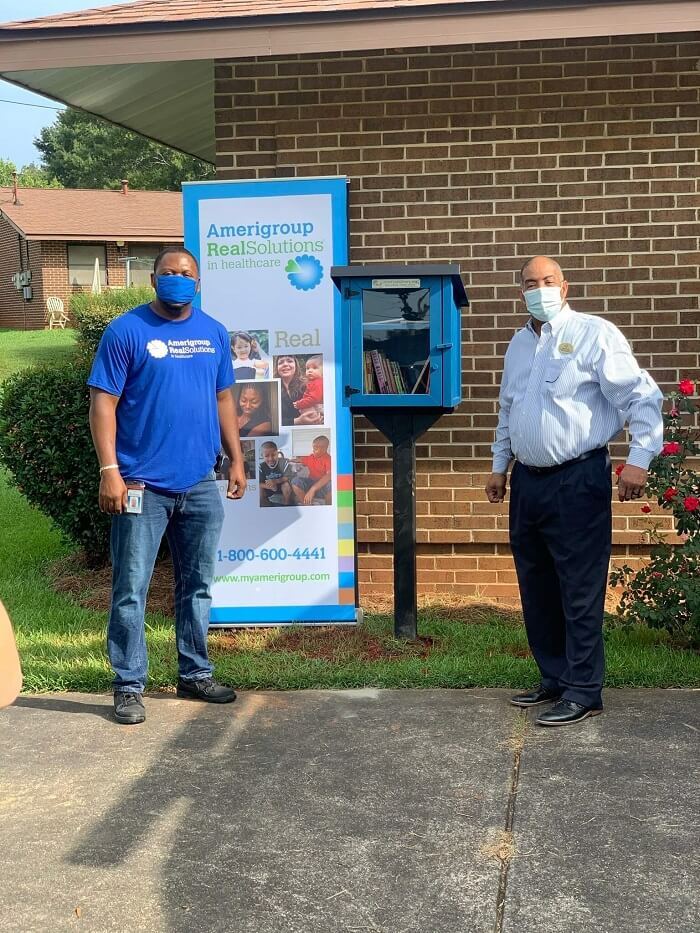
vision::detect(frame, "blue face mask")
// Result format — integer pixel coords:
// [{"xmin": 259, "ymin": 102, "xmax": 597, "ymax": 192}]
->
[
  {"xmin": 523, "ymin": 286, "xmax": 564, "ymax": 323},
  {"xmin": 155, "ymin": 274, "xmax": 198, "ymax": 308}
]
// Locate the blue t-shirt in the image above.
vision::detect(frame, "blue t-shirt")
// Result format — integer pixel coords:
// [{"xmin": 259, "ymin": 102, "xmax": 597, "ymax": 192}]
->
[{"xmin": 88, "ymin": 304, "xmax": 234, "ymax": 493}]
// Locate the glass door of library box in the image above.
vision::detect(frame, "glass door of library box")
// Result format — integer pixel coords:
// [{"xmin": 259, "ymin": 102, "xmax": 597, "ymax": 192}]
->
[{"xmin": 347, "ymin": 278, "xmax": 443, "ymax": 407}]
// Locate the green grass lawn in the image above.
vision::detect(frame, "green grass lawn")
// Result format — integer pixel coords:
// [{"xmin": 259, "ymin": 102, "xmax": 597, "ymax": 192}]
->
[
  {"xmin": 0, "ymin": 327, "xmax": 76, "ymax": 382},
  {"xmin": 1, "ymin": 326, "xmax": 698, "ymax": 693}
]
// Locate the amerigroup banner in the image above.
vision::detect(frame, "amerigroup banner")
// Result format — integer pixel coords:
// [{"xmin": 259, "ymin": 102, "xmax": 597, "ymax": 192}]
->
[{"xmin": 182, "ymin": 177, "xmax": 357, "ymax": 625}]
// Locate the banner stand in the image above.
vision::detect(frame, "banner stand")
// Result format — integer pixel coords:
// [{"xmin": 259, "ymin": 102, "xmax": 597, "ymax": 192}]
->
[{"xmin": 183, "ymin": 177, "xmax": 358, "ymax": 627}]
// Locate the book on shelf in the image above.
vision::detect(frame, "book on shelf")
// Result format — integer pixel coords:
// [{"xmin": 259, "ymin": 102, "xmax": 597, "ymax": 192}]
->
[
  {"xmin": 410, "ymin": 358, "xmax": 431, "ymax": 394},
  {"xmin": 364, "ymin": 352, "xmax": 377, "ymax": 393},
  {"xmin": 362, "ymin": 350, "xmax": 430, "ymax": 395},
  {"xmin": 369, "ymin": 349, "xmax": 389, "ymax": 393}
]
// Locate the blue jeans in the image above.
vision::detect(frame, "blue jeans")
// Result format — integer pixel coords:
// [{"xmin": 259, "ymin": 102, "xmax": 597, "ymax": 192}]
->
[{"xmin": 108, "ymin": 474, "xmax": 224, "ymax": 694}]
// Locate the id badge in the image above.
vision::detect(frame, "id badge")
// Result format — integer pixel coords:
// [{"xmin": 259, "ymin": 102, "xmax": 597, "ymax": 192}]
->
[{"xmin": 125, "ymin": 483, "xmax": 145, "ymax": 515}]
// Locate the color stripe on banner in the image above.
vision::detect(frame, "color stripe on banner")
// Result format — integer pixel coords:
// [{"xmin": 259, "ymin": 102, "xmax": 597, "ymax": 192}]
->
[
  {"xmin": 338, "ymin": 539, "xmax": 354, "ymax": 557},
  {"xmin": 210, "ymin": 605, "xmax": 357, "ymax": 623},
  {"xmin": 337, "ymin": 507, "xmax": 354, "ymax": 524},
  {"xmin": 337, "ymin": 523, "xmax": 355, "ymax": 539},
  {"xmin": 338, "ymin": 572, "xmax": 355, "ymax": 589},
  {"xmin": 337, "ymin": 556, "xmax": 355, "ymax": 572},
  {"xmin": 337, "ymin": 491, "xmax": 354, "ymax": 508},
  {"xmin": 337, "ymin": 473, "xmax": 354, "ymax": 492},
  {"xmin": 339, "ymin": 588, "xmax": 356, "ymax": 605}
]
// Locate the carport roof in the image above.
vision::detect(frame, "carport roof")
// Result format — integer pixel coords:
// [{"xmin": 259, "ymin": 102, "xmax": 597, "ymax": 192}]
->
[{"xmin": 1, "ymin": 0, "xmax": 698, "ymax": 164}]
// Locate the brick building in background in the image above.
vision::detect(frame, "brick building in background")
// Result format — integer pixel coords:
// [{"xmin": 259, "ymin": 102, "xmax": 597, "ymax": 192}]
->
[
  {"xmin": 212, "ymin": 33, "xmax": 700, "ymax": 600},
  {"xmin": 0, "ymin": 2, "xmax": 698, "ymax": 601},
  {"xmin": 0, "ymin": 183, "xmax": 182, "ymax": 329}
]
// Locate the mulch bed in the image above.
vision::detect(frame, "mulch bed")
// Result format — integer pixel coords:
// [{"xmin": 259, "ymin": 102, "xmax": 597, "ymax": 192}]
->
[{"xmin": 213, "ymin": 628, "xmax": 440, "ymax": 661}]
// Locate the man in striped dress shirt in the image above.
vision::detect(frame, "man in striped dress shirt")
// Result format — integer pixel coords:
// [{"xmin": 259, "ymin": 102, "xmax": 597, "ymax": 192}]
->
[{"xmin": 486, "ymin": 256, "xmax": 663, "ymax": 726}]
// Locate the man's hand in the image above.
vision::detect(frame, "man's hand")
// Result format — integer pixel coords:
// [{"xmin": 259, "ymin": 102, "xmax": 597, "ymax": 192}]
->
[
  {"xmin": 485, "ymin": 472, "xmax": 507, "ymax": 503},
  {"xmin": 99, "ymin": 471, "xmax": 128, "ymax": 513},
  {"xmin": 227, "ymin": 461, "xmax": 247, "ymax": 500},
  {"xmin": 303, "ymin": 487, "xmax": 316, "ymax": 506},
  {"xmin": 617, "ymin": 464, "xmax": 648, "ymax": 502}
]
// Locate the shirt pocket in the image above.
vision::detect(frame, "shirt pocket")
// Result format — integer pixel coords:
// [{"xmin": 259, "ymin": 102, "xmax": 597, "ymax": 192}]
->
[{"xmin": 543, "ymin": 358, "xmax": 574, "ymax": 395}]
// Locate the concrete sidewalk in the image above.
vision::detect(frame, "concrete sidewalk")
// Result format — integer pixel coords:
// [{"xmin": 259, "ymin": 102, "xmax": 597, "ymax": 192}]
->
[{"xmin": 0, "ymin": 689, "xmax": 697, "ymax": 933}]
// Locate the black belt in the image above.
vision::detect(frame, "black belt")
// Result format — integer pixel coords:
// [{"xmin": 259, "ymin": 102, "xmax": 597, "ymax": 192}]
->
[{"xmin": 518, "ymin": 447, "xmax": 607, "ymax": 476}]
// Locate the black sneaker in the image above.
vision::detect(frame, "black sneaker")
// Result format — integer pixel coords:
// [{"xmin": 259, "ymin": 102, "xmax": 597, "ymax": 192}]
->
[
  {"xmin": 113, "ymin": 692, "xmax": 146, "ymax": 725},
  {"xmin": 176, "ymin": 677, "xmax": 237, "ymax": 704}
]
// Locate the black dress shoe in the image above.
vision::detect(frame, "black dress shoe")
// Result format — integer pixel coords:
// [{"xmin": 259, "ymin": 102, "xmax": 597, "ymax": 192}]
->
[
  {"xmin": 113, "ymin": 692, "xmax": 146, "ymax": 724},
  {"xmin": 536, "ymin": 699, "xmax": 603, "ymax": 727},
  {"xmin": 509, "ymin": 686, "xmax": 560, "ymax": 708},
  {"xmin": 176, "ymin": 677, "xmax": 237, "ymax": 704}
]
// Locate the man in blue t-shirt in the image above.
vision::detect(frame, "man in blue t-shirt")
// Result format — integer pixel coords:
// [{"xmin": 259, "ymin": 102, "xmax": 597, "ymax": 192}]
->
[{"xmin": 88, "ymin": 246, "xmax": 247, "ymax": 725}]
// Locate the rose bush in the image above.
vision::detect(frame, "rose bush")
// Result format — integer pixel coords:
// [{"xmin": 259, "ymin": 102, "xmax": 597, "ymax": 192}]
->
[{"xmin": 610, "ymin": 378, "xmax": 699, "ymax": 645}]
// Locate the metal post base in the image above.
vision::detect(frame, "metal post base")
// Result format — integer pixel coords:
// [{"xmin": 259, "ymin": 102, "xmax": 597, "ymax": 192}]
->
[{"xmin": 360, "ymin": 409, "xmax": 443, "ymax": 640}]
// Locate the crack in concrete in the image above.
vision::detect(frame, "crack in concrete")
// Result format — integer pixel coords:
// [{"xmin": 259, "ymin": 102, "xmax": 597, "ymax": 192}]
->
[{"xmin": 493, "ymin": 711, "xmax": 527, "ymax": 933}]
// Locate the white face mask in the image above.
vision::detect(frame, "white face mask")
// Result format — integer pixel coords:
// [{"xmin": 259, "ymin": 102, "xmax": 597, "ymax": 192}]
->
[{"xmin": 523, "ymin": 286, "xmax": 564, "ymax": 322}]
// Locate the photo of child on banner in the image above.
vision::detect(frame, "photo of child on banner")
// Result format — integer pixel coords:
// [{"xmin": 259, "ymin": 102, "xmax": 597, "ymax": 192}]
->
[
  {"xmin": 258, "ymin": 431, "xmax": 332, "ymax": 507},
  {"xmin": 291, "ymin": 430, "xmax": 333, "ymax": 507},
  {"xmin": 274, "ymin": 354, "xmax": 325, "ymax": 426},
  {"xmin": 233, "ymin": 380, "xmax": 280, "ymax": 438},
  {"xmin": 230, "ymin": 330, "xmax": 271, "ymax": 380},
  {"xmin": 258, "ymin": 440, "xmax": 294, "ymax": 507}
]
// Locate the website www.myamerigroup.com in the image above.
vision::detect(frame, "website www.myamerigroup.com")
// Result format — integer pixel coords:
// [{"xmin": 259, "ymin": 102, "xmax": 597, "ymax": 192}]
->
[{"xmin": 214, "ymin": 571, "xmax": 332, "ymax": 585}]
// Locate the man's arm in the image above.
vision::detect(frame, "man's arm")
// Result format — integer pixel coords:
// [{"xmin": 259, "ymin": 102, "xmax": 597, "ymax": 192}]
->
[
  {"xmin": 486, "ymin": 357, "xmax": 514, "ymax": 503},
  {"xmin": 594, "ymin": 325, "xmax": 664, "ymax": 501},
  {"xmin": 89, "ymin": 388, "xmax": 128, "ymax": 513},
  {"xmin": 217, "ymin": 388, "xmax": 247, "ymax": 500}
]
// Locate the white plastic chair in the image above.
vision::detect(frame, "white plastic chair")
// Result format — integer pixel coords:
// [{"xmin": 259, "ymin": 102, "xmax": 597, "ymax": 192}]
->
[{"xmin": 46, "ymin": 297, "xmax": 69, "ymax": 329}]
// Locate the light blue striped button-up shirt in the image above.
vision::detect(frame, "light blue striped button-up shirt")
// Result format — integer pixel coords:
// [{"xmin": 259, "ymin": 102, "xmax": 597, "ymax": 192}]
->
[{"xmin": 491, "ymin": 305, "xmax": 664, "ymax": 473}]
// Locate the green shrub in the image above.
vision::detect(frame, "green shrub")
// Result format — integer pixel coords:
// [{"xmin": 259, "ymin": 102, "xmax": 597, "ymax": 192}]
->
[
  {"xmin": 0, "ymin": 361, "xmax": 110, "ymax": 563},
  {"xmin": 71, "ymin": 286, "xmax": 153, "ymax": 358},
  {"xmin": 610, "ymin": 378, "xmax": 699, "ymax": 646}
]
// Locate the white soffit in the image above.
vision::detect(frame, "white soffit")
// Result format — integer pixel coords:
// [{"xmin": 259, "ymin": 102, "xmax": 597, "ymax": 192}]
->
[{"xmin": 4, "ymin": 60, "xmax": 215, "ymax": 163}]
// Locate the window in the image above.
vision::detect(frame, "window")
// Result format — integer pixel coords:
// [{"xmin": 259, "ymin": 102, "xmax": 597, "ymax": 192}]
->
[
  {"xmin": 126, "ymin": 244, "xmax": 160, "ymax": 286},
  {"xmin": 67, "ymin": 244, "xmax": 107, "ymax": 287}
]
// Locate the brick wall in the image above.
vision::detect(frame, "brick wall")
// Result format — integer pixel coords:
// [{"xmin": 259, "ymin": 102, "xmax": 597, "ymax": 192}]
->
[
  {"xmin": 214, "ymin": 32, "xmax": 700, "ymax": 601},
  {"xmin": 0, "ymin": 215, "xmax": 45, "ymax": 329}
]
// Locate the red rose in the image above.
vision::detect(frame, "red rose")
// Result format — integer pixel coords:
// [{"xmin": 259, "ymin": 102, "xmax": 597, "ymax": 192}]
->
[
  {"xmin": 683, "ymin": 496, "xmax": 699, "ymax": 512},
  {"xmin": 663, "ymin": 487, "xmax": 678, "ymax": 501},
  {"xmin": 662, "ymin": 442, "xmax": 681, "ymax": 456},
  {"xmin": 641, "ymin": 505, "xmax": 652, "ymax": 513},
  {"xmin": 615, "ymin": 463, "xmax": 625, "ymax": 476},
  {"xmin": 678, "ymin": 379, "xmax": 695, "ymax": 396}
]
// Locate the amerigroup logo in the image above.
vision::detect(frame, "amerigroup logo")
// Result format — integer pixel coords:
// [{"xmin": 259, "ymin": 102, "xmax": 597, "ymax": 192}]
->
[
  {"xmin": 147, "ymin": 339, "xmax": 169, "ymax": 359},
  {"xmin": 285, "ymin": 255, "xmax": 324, "ymax": 291}
]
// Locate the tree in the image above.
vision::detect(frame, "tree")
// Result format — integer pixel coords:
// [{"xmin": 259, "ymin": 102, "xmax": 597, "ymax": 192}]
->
[
  {"xmin": 0, "ymin": 157, "xmax": 60, "ymax": 188},
  {"xmin": 35, "ymin": 109, "xmax": 214, "ymax": 191}
]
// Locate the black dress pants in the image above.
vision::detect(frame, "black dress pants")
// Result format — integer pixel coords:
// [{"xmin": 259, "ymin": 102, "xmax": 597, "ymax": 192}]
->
[{"xmin": 509, "ymin": 448, "xmax": 612, "ymax": 708}]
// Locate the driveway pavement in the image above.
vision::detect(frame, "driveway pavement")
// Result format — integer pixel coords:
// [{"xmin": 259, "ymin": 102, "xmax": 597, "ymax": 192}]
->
[{"xmin": 0, "ymin": 689, "xmax": 697, "ymax": 932}]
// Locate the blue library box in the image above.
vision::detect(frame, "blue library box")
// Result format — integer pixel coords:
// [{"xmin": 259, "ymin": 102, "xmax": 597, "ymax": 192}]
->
[{"xmin": 331, "ymin": 264, "xmax": 468, "ymax": 410}]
